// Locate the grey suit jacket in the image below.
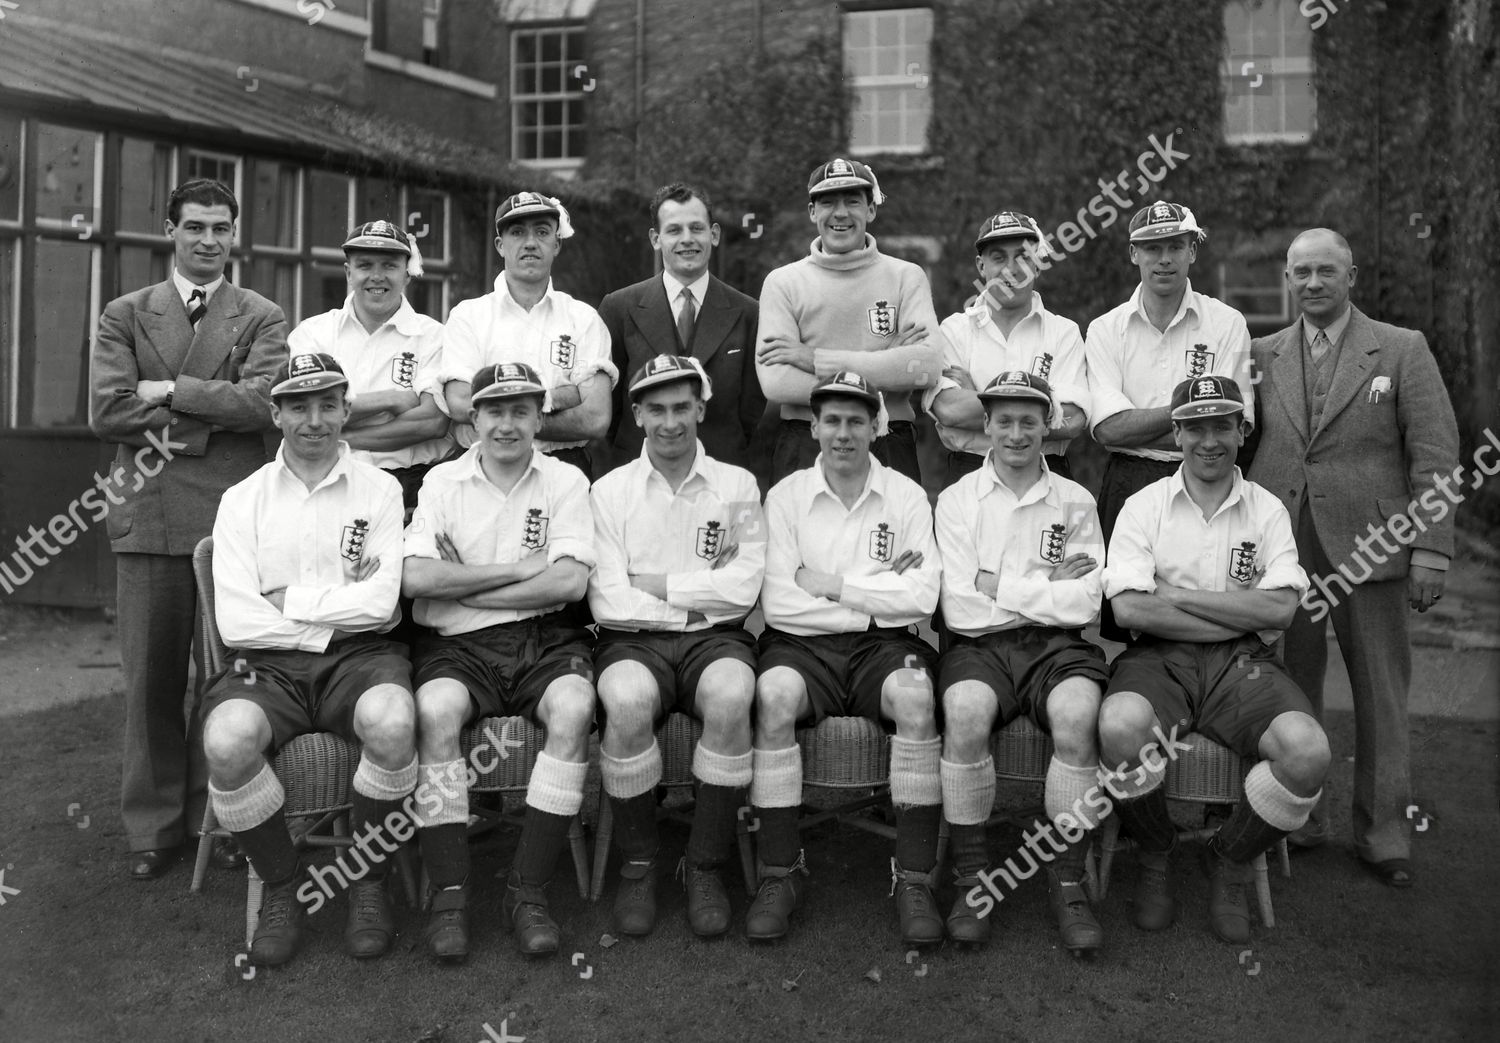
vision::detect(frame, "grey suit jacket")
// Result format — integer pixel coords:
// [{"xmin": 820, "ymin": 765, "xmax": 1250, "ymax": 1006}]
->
[
  {"xmin": 1247, "ymin": 306, "xmax": 1459, "ymax": 583},
  {"xmin": 600, "ymin": 273, "xmax": 762, "ymax": 467},
  {"xmin": 89, "ymin": 279, "xmax": 287, "ymax": 556}
]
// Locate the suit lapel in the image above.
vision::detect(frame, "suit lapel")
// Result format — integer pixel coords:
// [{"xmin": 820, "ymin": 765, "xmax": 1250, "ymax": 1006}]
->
[
  {"xmin": 689, "ymin": 277, "xmax": 735, "ymax": 364},
  {"xmin": 1312, "ymin": 307, "xmax": 1376, "ymax": 440},
  {"xmin": 180, "ymin": 283, "xmax": 245, "ymax": 380},
  {"xmin": 1269, "ymin": 322, "xmax": 1310, "ymax": 443},
  {"xmin": 138, "ymin": 281, "xmax": 192, "ymax": 374},
  {"xmin": 632, "ymin": 276, "xmax": 683, "ymax": 354}
]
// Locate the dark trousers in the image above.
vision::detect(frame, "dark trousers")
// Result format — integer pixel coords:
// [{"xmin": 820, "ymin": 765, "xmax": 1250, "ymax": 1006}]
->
[
  {"xmin": 117, "ymin": 552, "xmax": 211, "ymax": 852},
  {"xmin": 771, "ymin": 419, "xmax": 921, "ymax": 486},
  {"xmin": 1096, "ymin": 453, "xmax": 1180, "ymax": 643}
]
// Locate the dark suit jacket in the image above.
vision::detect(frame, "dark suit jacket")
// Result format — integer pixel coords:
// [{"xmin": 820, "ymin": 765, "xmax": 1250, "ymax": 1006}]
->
[
  {"xmin": 89, "ymin": 279, "xmax": 287, "ymax": 556},
  {"xmin": 1247, "ymin": 306, "xmax": 1459, "ymax": 583},
  {"xmin": 600, "ymin": 273, "xmax": 762, "ymax": 467}
]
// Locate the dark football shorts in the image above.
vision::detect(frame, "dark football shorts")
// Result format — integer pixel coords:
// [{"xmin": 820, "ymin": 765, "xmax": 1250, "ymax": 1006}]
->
[
  {"xmin": 594, "ymin": 624, "xmax": 757, "ymax": 723},
  {"xmin": 1104, "ymin": 635, "xmax": 1314, "ymax": 757},
  {"xmin": 938, "ymin": 625, "xmax": 1108, "ymax": 733},
  {"xmin": 413, "ymin": 610, "xmax": 594, "ymax": 726},
  {"xmin": 757, "ymin": 625, "xmax": 938, "ymax": 725},
  {"xmin": 201, "ymin": 633, "xmax": 413, "ymax": 753}
]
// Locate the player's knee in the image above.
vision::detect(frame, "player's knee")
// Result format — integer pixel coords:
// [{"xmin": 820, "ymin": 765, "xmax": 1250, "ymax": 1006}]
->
[
  {"xmin": 414, "ymin": 684, "xmax": 468, "ymax": 752},
  {"xmin": 884, "ymin": 674, "xmax": 936, "ymax": 735},
  {"xmin": 941, "ymin": 682, "xmax": 996, "ymax": 744},
  {"xmin": 1045, "ymin": 681, "xmax": 1101, "ymax": 750},
  {"xmin": 354, "ymin": 684, "xmax": 416, "ymax": 758},
  {"xmin": 699, "ymin": 663, "xmax": 754, "ymax": 730},
  {"xmin": 1097, "ymin": 692, "xmax": 1154, "ymax": 759},
  {"xmin": 543, "ymin": 677, "xmax": 596, "ymax": 742},
  {"xmin": 1267, "ymin": 712, "xmax": 1331, "ymax": 789},
  {"xmin": 598, "ymin": 684, "xmax": 657, "ymax": 744},
  {"xmin": 755, "ymin": 670, "xmax": 806, "ymax": 727},
  {"xmin": 202, "ymin": 702, "xmax": 264, "ymax": 776}
]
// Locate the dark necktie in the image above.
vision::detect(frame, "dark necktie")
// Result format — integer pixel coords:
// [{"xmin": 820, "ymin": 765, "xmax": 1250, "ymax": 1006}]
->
[
  {"xmin": 677, "ymin": 288, "xmax": 696, "ymax": 351},
  {"xmin": 188, "ymin": 288, "xmax": 207, "ymax": 327}
]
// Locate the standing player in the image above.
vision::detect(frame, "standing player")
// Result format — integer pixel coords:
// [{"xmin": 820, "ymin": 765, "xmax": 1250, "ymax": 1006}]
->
[
  {"xmin": 600, "ymin": 184, "xmax": 763, "ymax": 471},
  {"xmin": 1086, "ymin": 201, "xmax": 1253, "ymax": 641},
  {"xmin": 756, "ymin": 159, "xmax": 941, "ymax": 485},
  {"xmin": 747, "ymin": 372, "xmax": 943, "ymax": 945},
  {"xmin": 589, "ymin": 355, "xmax": 765, "ymax": 937},
  {"xmin": 925, "ymin": 212, "xmax": 1090, "ymax": 487},
  {"xmin": 288, "ymin": 220, "xmax": 450, "ymax": 513},
  {"xmin": 934, "ymin": 371, "xmax": 1109, "ymax": 952},
  {"xmin": 403, "ymin": 363, "xmax": 597, "ymax": 960},
  {"xmin": 201, "ymin": 353, "xmax": 416, "ymax": 966},
  {"xmin": 437, "ymin": 192, "xmax": 616, "ymax": 477},
  {"xmin": 1098, "ymin": 376, "xmax": 1329, "ymax": 944}
]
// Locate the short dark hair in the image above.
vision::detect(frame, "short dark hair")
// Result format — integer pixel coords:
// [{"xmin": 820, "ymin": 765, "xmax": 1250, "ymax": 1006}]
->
[
  {"xmin": 168, "ymin": 179, "xmax": 239, "ymax": 224},
  {"xmin": 650, "ymin": 183, "xmax": 713, "ymax": 230},
  {"xmin": 811, "ymin": 393, "xmax": 878, "ymax": 422}
]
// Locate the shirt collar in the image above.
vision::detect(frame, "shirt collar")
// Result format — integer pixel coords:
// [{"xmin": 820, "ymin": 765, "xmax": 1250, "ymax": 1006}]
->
[
  {"xmin": 968, "ymin": 290, "xmax": 1046, "ymax": 331},
  {"xmin": 1129, "ymin": 280, "xmax": 1200, "ymax": 331},
  {"xmin": 811, "ymin": 453, "xmax": 886, "ymax": 509},
  {"xmin": 638, "ymin": 439, "xmax": 711, "ymax": 491},
  {"xmin": 337, "ymin": 293, "xmax": 427, "ymax": 337},
  {"xmin": 974, "ymin": 453, "xmax": 1056, "ymax": 507},
  {"xmin": 662, "ymin": 270, "xmax": 710, "ymax": 306},
  {"xmin": 1302, "ymin": 307, "xmax": 1351, "ymax": 349},
  {"xmin": 172, "ymin": 269, "xmax": 224, "ymax": 306},
  {"xmin": 273, "ymin": 441, "xmax": 354, "ymax": 492},
  {"xmin": 458, "ymin": 443, "xmax": 544, "ymax": 487},
  {"xmin": 494, "ymin": 274, "xmax": 557, "ymax": 313},
  {"xmin": 1167, "ymin": 464, "xmax": 1247, "ymax": 521}
]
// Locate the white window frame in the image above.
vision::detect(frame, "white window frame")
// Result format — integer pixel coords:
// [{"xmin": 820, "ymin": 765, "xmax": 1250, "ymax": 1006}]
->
[
  {"xmin": 843, "ymin": 7, "xmax": 933, "ymax": 157},
  {"xmin": 510, "ymin": 25, "xmax": 588, "ymax": 170},
  {"xmin": 1221, "ymin": 0, "xmax": 1316, "ymax": 146},
  {"xmin": 1218, "ymin": 259, "xmax": 1291, "ymax": 326}
]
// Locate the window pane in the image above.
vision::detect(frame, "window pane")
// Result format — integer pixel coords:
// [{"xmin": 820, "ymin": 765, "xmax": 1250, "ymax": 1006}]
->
[
  {"xmin": 0, "ymin": 113, "xmax": 21, "ymax": 222},
  {"xmin": 36, "ymin": 123, "xmax": 99, "ymax": 225},
  {"xmin": 117, "ymin": 138, "xmax": 174, "ymax": 235},
  {"xmin": 183, "ymin": 149, "xmax": 239, "ymax": 193},
  {"xmin": 249, "ymin": 258, "xmax": 300, "ymax": 321},
  {"xmin": 408, "ymin": 277, "xmax": 444, "ymax": 321},
  {"xmin": 1222, "ymin": 0, "xmax": 1315, "ymax": 143},
  {"xmin": 308, "ymin": 170, "xmax": 351, "ymax": 252},
  {"xmin": 358, "ymin": 175, "xmax": 401, "ymax": 227},
  {"xmin": 117, "ymin": 246, "xmax": 170, "ymax": 298},
  {"xmin": 310, "ymin": 261, "xmax": 348, "ymax": 315},
  {"xmin": 29, "ymin": 239, "xmax": 97, "ymax": 427},
  {"xmin": 250, "ymin": 160, "xmax": 299, "ymax": 249}
]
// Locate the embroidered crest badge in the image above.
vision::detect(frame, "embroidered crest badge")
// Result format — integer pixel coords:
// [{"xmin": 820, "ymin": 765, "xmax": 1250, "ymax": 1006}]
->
[
  {"xmin": 391, "ymin": 351, "xmax": 416, "ymax": 389},
  {"xmin": 1032, "ymin": 352, "xmax": 1054, "ymax": 380},
  {"xmin": 1039, "ymin": 523, "xmax": 1067, "ymax": 565},
  {"xmin": 867, "ymin": 299, "xmax": 896, "ymax": 338},
  {"xmin": 696, "ymin": 520, "xmax": 724, "ymax": 560},
  {"xmin": 522, "ymin": 508, "xmax": 550, "ymax": 550},
  {"xmin": 1185, "ymin": 344, "xmax": 1215, "ymax": 379},
  {"xmin": 550, "ymin": 334, "xmax": 575, "ymax": 368},
  {"xmin": 341, "ymin": 518, "xmax": 370, "ymax": 562},
  {"xmin": 869, "ymin": 522, "xmax": 894, "ymax": 563},
  {"xmin": 1229, "ymin": 540, "xmax": 1258, "ymax": 584}
]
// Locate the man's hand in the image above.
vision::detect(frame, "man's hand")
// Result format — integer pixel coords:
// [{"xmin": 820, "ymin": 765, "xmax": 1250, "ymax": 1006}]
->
[
  {"xmin": 711, "ymin": 542, "xmax": 740, "ymax": 571},
  {"xmin": 345, "ymin": 409, "xmax": 397, "ymax": 430},
  {"xmin": 944, "ymin": 366, "xmax": 978, "ymax": 392},
  {"xmin": 975, "ymin": 569, "xmax": 999, "ymax": 599},
  {"xmin": 1153, "ymin": 581, "xmax": 1184, "ymax": 606},
  {"xmin": 891, "ymin": 549, "xmax": 924, "ymax": 575},
  {"xmin": 794, "ymin": 567, "xmax": 843, "ymax": 601},
  {"xmin": 1048, "ymin": 553, "xmax": 1098, "ymax": 581},
  {"xmin": 263, "ymin": 588, "xmax": 287, "ymax": 612},
  {"xmin": 629, "ymin": 572, "xmax": 669, "ymax": 600},
  {"xmin": 352, "ymin": 556, "xmax": 382, "ymax": 582},
  {"xmin": 549, "ymin": 382, "xmax": 583, "ymax": 413},
  {"xmin": 757, "ymin": 335, "xmax": 816, "ymax": 373},
  {"xmin": 136, "ymin": 379, "xmax": 173, "ymax": 406},
  {"xmin": 1408, "ymin": 564, "xmax": 1446, "ymax": 612},
  {"xmin": 436, "ymin": 533, "xmax": 463, "ymax": 564}
]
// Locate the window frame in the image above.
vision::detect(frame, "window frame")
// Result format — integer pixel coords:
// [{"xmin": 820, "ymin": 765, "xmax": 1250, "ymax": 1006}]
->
[
  {"xmin": 509, "ymin": 23, "xmax": 589, "ymax": 170},
  {"xmin": 1220, "ymin": 0, "xmax": 1317, "ymax": 146},
  {"xmin": 842, "ymin": 5, "xmax": 934, "ymax": 157}
]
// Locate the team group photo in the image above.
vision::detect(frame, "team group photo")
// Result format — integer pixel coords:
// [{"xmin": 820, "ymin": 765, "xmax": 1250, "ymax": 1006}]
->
[{"xmin": 0, "ymin": 1, "xmax": 1495, "ymax": 1041}]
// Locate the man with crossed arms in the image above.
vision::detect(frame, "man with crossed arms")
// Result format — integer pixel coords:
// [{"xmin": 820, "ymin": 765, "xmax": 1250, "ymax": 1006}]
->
[
  {"xmin": 403, "ymin": 362, "xmax": 597, "ymax": 960},
  {"xmin": 934, "ymin": 370, "xmax": 1109, "ymax": 953},
  {"xmin": 589, "ymin": 355, "xmax": 765, "ymax": 937},
  {"xmin": 748, "ymin": 371, "xmax": 943, "ymax": 945}
]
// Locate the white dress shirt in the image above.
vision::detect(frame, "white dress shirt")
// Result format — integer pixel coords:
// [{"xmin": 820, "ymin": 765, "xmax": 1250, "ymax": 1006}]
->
[
  {"xmin": 761, "ymin": 456, "xmax": 940, "ymax": 636},
  {"xmin": 588, "ymin": 441, "xmax": 765, "ymax": 631},
  {"xmin": 1102, "ymin": 468, "xmax": 1308, "ymax": 644},
  {"xmin": 935, "ymin": 458, "xmax": 1104, "ymax": 636},
  {"xmin": 924, "ymin": 293, "xmax": 1090, "ymax": 459},
  {"xmin": 289, "ymin": 295, "xmax": 451, "ymax": 469},
  {"xmin": 436, "ymin": 276, "xmax": 616, "ymax": 452},
  {"xmin": 404, "ymin": 446, "xmax": 596, "ymax": 637},
  {"xmin": 212, "ymin": 444, "xmax": 404, "ymax": 652},
  {"xmin": 1085, "ymin": 281, "xmax": 1254, "ymax": 460},
  {"xmin": 172, "ymin": 270, "xmax": 224, "ymax": 308}
]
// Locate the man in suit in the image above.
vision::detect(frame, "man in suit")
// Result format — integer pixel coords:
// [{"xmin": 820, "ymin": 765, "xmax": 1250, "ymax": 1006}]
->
[
  {"xmin": 600, "ymin": 183, "xmax": 763, "ymax": 473},
  {"xmin": 1248, "ymin": 228, "xmax": 1458, "ymax": 887},
  {"xmin": 89, "ymin": 178, "xmax": 287, "ymax": 880}
]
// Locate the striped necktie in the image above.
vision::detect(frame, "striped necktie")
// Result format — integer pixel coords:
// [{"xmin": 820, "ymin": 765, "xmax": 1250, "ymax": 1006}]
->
[{"xmin": 188, "ymin": 288, "xmax": 207, "ymax": 327}]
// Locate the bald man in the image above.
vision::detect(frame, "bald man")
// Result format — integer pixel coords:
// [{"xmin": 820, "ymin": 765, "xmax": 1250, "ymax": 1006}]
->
[{"xmin": 1247, "ymin": 228, "xmax": 1458, "ymax": 888}]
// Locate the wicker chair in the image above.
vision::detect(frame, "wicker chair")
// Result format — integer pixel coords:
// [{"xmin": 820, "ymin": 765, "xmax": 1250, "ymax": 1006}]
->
[
  {"xmin": 1096, "ymin": 733, "xmax": 1293, "ymax": 927},
  {"xmin": 589, "ymin": 712, "xmax": 756, "ymax": 900},
  {"xmin": 793, "ymin": 716, "xmax": 899, "ymax": 860},
  {"xmin": 188, "ymin": 537, "xmax": 416, "ymax": 946}
]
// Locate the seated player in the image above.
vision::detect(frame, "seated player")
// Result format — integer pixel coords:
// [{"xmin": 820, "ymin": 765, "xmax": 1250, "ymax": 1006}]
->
[
  {"xmin": 934, "ymin": 371, "xmax": 1109, "ymax": 952},
  {"xmin": 748, "ymin": 371, "xmax": 942, "ymax": 945},
  {"xmin": 402, "ymin": 363, "xmax": 597, "ymax": 960},
  {"xmin": 588, "ymin": 355, "xmax": 765, "ymax": 937},
  {"xmin": 201, "ymin": 352, "xmax": 417, "ymax": 967},
  {"xmin": 1099, "ymin": 375, "xmax": 1331, "ymax": 944}
]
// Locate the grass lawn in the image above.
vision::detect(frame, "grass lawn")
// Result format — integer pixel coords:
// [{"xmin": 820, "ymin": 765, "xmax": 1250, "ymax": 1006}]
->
[{"xmin": 1, "ymin": 694, "xmax": 1496, "ymax": 1043}]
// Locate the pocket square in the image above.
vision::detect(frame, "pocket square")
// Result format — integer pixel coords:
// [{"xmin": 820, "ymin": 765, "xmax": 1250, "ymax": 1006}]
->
[{"xmin": 1367, "ymin": 376, "xmax": 1394, "ymax": 403}]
